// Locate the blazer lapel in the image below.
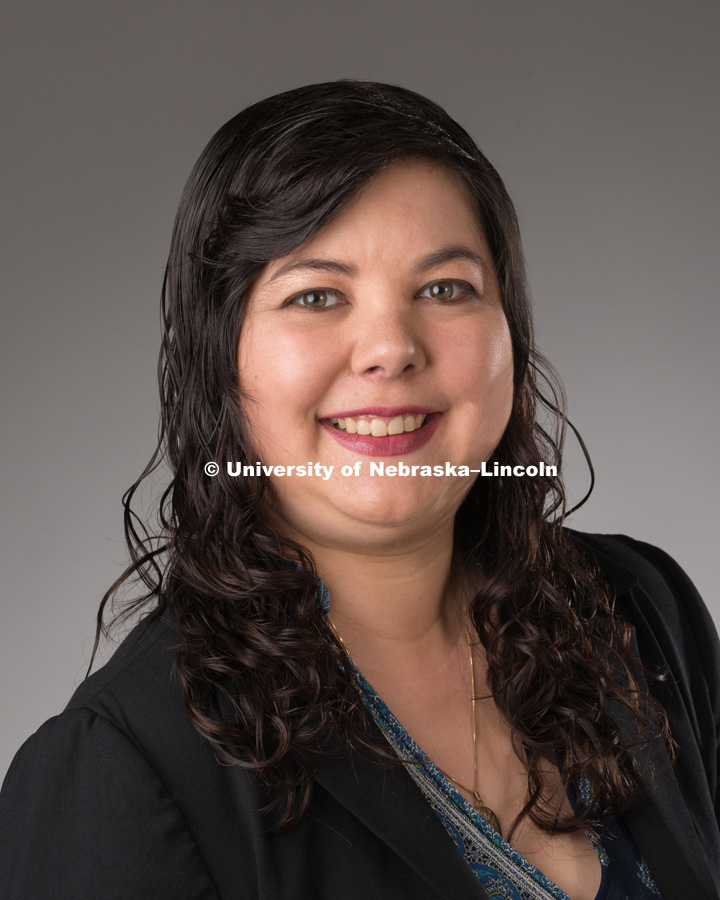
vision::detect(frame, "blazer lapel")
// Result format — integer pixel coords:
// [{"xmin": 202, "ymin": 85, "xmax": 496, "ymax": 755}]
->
[{"xmin": 313, "ymin": 741, "xmax": 489, "ymax": 900}]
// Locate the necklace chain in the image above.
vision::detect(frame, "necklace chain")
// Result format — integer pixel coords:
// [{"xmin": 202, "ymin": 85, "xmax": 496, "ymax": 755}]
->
[{"xmin": 327, "ymin": 614, "xmax": 503, "ymax": 837}]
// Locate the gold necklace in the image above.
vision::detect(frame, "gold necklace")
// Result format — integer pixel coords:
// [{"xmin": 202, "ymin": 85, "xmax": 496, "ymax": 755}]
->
[
  {"xmin": 327, "ymin": 615, "xmax": 502, "ymax": 837},
  {"xmin": 442, "ymin": 620, "xmax": 503, "ymax": 835}
]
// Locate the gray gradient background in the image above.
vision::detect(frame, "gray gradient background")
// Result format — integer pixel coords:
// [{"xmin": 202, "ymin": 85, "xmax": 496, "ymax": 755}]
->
[{"xmin": 2, "ymin": 1, "xmax": 718, "ymax": 781}]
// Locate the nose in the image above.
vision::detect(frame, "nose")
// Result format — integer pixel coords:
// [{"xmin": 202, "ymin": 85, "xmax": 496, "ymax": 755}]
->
[{"xmin": 349, "ymin": 300, "xmax": 426, "ymax": 380}]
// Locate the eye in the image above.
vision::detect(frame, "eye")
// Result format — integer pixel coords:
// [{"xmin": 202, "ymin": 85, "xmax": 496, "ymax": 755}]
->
[
  {"xmin": 420, "ymin": 280, "xmax": 476, "ymax": 302},
  {"xmin": 291, "ymin": 289, "xmax": 340, "ymax": 310}
]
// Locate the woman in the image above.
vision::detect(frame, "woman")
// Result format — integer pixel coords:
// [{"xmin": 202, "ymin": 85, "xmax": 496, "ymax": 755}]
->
[{"xmin": 1, "ymin": 80, "xmax": 718, "ymax": 900}]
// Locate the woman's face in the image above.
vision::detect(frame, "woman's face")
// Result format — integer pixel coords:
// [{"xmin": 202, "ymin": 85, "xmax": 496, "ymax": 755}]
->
[{"xmin": 237, "ymin": 159, "xmax": 514, "ymax": 553}]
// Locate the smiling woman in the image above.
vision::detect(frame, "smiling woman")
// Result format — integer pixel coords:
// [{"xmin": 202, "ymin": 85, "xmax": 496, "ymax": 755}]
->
[
  {"xmin": 1, "ymin": 81, "xmax": 718, "ymax": 900},
  {"xmin": 238, "ymin": 160, "xmax": 513, "ymax": 542}
]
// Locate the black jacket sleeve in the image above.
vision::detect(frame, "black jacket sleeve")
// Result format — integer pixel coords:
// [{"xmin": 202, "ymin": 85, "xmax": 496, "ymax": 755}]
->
[
  {"xmin": 0, "ymin": 706, "xmax": 219, "ymax": 900},
  {"xmin": 614, "ymin": 534, "xmax": 720, "ymax": 823}
]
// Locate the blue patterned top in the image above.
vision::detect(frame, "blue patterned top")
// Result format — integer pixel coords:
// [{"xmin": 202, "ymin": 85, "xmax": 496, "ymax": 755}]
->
[{"xmin": 316, "ymin": 579, "xmax": 661, "ymax": 899}]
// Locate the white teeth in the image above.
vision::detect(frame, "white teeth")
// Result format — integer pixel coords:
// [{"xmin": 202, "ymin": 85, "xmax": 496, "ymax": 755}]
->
[
  {"xmin": 329, "ymin": 413, "xmax": 428, "ymax": 435},
  {"xmin": 387, "ymin": 415, "xmax": 404, "ymax": 435}
]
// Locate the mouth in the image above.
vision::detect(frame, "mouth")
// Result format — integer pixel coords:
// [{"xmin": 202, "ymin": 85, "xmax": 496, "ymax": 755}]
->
[
  {"xmin": 327, "ymin": 412, "xmax": 429, "ymax": 437},
  {"xmin": 319, "ymin": 408, "xmax": 442, "ymax": 457}
]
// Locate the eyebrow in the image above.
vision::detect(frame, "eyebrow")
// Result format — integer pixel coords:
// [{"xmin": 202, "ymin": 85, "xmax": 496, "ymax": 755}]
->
[
  {"xmin": 267, "ymin": 245, "xmax": 488, "ymax": 282},
  {"xmin": 413, "ymin": 246, "xmax": 487, "ymax": 274}
]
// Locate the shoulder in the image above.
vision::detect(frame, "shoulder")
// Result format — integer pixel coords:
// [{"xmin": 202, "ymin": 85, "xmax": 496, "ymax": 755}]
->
[
  {"xmin": 1, "ymin": 611, "xmax": 184, "ymax": 774},
  {"xmin": 0, "ymin": 613, "xmax": 241, "ymax": 898},
  {"xmin": 567, "ymin": 530, "xmax": 720, "ymax": 744},
  {"xmin": 568, "ymin": 529, "xmax": 717, "ymax": 653},
  {"xmin": 568, "ymin": 530, "xmax": 697, "ymax": 598},
  {"xmin": 0, "ymin": 697, "xmax": 221, "ymax": 898},
  {"xmin": 1, "ymin": 611, "xmax": 231, "ymax": 798},
  {"xmin": 66, "ymin": 610, "xmax": 180, "ymax": 716},
  {"xmin": 41, "ymin": 612, "xmax": 198, "ymax": 774}
]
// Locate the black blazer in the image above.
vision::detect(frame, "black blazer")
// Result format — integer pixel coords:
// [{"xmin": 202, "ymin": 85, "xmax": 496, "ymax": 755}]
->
[{"xmin": 1, "ymin": 533, "xmax": 719, "ymax": 899}]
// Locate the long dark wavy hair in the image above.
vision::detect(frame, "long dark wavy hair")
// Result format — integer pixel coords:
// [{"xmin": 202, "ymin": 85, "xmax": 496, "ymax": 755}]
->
[{"xmin": 94, "ymin": 79, "xmax": 673, "ymax": 837}]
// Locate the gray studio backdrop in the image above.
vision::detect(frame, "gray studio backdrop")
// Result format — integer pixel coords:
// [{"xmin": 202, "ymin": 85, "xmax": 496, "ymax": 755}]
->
[{"xmin": 2, "ymin": 0, "xmax": 718, "ymax": 780}]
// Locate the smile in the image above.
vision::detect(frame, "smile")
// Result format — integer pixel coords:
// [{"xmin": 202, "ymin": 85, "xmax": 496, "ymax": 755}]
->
[
  {"xmin": 329, "ymin": 414, "xmax": 427, "ymax": 436},
  {"xmin": 320, "ymin": 409, "xmax": 441, "ymax": 458}
]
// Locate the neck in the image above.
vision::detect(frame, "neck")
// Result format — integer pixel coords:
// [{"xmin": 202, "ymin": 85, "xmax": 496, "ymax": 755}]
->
[{"xmin": 300, "ymin": 522, "xmax": 470, "ymax": 670}]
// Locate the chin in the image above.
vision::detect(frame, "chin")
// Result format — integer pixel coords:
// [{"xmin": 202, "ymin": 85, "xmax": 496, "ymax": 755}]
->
[
  {"xmin": 333, "ymin": 491, "xmax": 462, "ymax": 542},
  {"xmin": 273, "ymin": 495, "xmax": 440, "ymax": 551}
]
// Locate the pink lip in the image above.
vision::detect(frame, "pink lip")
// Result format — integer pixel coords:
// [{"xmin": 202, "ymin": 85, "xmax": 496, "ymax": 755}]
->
[
  {"xmin": 320, "ymin": 412, "xmax": 442, "ymax": 457},
  {"xmin": 323, "ymin": 405, "xmax": 437, "ymax": 418}
]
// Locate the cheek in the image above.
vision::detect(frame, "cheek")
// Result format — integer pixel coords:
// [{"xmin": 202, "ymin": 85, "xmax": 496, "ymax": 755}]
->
[
  {"xmin": 452, "ymin": 316, "xmax": 515, "ymax": 416},
  {"xmin": 237, "ymin": 323, "xmax": 341, "ymax": 426},
  {"xmin": 487, "ymin": 329, "xmax": 515, "ymax": 420},
  {"xmin": 238, "ymin": 324, "xmax": 304, "ymax": 392}
]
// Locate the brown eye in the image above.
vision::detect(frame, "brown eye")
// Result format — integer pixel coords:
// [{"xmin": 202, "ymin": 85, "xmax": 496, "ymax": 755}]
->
[
  {"xmin": 294, "ymin": 290, "xmax": 339, "ymax": 309},
  {"xmin": 429, "ymin": 283, "xmax": 455, "ymax": 300},
  {"xmin": 422, "ymin": 281, "xmax": 472, "ymax": 302}
]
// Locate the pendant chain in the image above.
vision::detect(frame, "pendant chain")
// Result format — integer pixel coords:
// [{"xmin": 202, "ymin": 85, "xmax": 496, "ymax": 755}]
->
[{"xmin": 327, "ymin": 613, "xmax": 502, "ymax": 836}]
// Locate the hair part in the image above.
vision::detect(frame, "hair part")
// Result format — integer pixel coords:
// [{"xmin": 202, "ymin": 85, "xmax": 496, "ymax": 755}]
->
[{"xmin": 93, "ymin": 79, "xmax": 674, "ymax": 836}]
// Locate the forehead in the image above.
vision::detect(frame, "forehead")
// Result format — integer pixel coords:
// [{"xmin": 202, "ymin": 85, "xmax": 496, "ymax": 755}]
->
[
  {"xmin": 263, "ymin": 159, "xmax": 489, "ymax": 277},
  {"xmin": 349, "ymin": 158, "xmax": 479, "ymax": 220}
]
